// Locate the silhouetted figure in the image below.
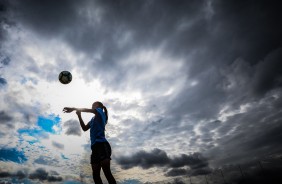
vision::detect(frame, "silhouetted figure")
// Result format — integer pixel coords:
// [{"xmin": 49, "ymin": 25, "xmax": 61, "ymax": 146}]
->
[{"xmin": 63, "ymin": 101, "xmax": 116, "ymax": 184}]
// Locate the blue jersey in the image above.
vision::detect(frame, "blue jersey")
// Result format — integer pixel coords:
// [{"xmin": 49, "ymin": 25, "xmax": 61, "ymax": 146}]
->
[{"xmin": 88, "ymin": 108, "xmax": 107, "ymax": 145}]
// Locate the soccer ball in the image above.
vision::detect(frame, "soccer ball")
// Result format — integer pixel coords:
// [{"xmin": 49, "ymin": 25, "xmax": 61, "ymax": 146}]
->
[{"xmin": 58, "ymin": 71, "xmax": 72, "ymax": 84}]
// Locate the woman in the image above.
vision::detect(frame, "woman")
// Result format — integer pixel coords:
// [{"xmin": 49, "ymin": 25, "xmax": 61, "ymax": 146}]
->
[{"xmin": 63, "ymin": 101, "xmax": 116, "ymax": 184}]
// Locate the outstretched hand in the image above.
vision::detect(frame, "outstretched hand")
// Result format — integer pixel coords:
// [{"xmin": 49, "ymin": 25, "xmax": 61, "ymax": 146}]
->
[{"xmin": 63, "ymin": 107, "xmax": 75, "ymax": 113}]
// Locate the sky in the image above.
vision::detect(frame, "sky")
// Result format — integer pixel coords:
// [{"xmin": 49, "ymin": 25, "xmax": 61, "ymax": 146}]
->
[{"xmin": 0, "ymin": 0, "xmax": 282, "ymax": 183}]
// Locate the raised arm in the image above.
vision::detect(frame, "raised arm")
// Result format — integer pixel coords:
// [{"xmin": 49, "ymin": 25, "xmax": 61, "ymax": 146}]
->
[
  {"xmin": 63, "ymin": 107, "xmax": 95, "ymax": 113},
  {"xmin": 76, "ymin": 110, "xmax": 90, "ymax": 131},
  {"xmin": 77, "ymin": 108, "xmax": 95, "ymax": 113}
]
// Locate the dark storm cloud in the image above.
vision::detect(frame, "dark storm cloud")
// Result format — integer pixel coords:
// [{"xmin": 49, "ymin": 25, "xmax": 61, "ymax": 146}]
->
[
  {"xmin": 117, "ymin": 148, "xmax": 170, "ymax": 169},
  {"xmin": 210, "ymin": 1, "xmax": 282, "ymax": 65},
  {"xmin": 0, "ymin": 0, "xmax": 8, "ymax": 43},
  {"xmin": 0, "ymin": 77, "xmax": 7, "ymax": 86},
  {"xmin": 248, "ymin": 120, "xmax": 282, "ymax": 150},
  {"xmin": 116, "ymin": 148, "xmax": 211, "ymax": 176},
  {"xmin": 157, "ymin": 0, "xmax": 282, "ymax": 120},
  {"xmin": 170, "ymin": 0, "xmax": 282, "ymax": 80},
  {"xmin": 0, "ymin": 56, "xmax": 10, "ymax": 67},
  {"xmin": 169, "ymin": 49, "xmax": 282, "ymax": 123},
  {"xmin": 29, "ymin": 168, "xmax": 62, "ymax": 182},
  {"xmin": 165, "ymin": 167, "xmax": 211, "ymax": 177},
  {"xmin": 165, "ymin": 168, "xmax": 187, "ymax": 177},
  {"xmin": 8, "ymin": 0, "xmax": 80, "ymax": 37},
  {"xmin": 252, "ymin": 48, "xmax": 282, "ymax": 96},
  {"xmin": 0, "ymin": 169, "xmax": 63, "ymax": 182},
  {"xmin": 52, "ymin": 141, "xmax": 64, "ymax": 150},
  {"xmin": 168, "ymin": 178, "xmax": 186, "ymax": 184},
  {"xmin": 0, "ymin": 111, "xmax": 12, "ymax": 122},
  {"xmin": 0, "ymin": 111, "xmax": 13, "ymax": 134},
  {"xmin": 205, "ymin": 93, "xmax": 282, "ymax": 166},
  {"xmin": 15, "ymin": 171, "xmax": 26, "ymax": 179},
  {"xmin": 169, "ymin": 153, "xmax": 209, "ymax": 169},
  {"xmin": 0, "ymin": 170, "xmax": 27, "ymax": 179},
  {"xmin": 4, "ymin": 0, "xmax": 206, "ymax": 89},
  {"xmin": 0, "ymin": 171, "xmax": 10, "ymax": 178},
  {"xmin": 3, "ymin": 0, "xmax": 282, "ymax": 82},
  {"xmin": 64, "ymin": 119, "xmax": 81, "ymax": 136},
  {"xmin": 5, "ymin": 0, "xmax": 282, "ymax": 91},
  {"xmin": 29, "ymin": 168, "xmax": 47, "ymax": 181}
]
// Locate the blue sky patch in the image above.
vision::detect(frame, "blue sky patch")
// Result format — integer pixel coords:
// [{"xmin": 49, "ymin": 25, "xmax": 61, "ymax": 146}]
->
[
  {"xmin": 17, "ymin": 128, "xmax": 47, "ymax": 141},
  {"xmin": 17, "ymin": 114, "xmax": 61, "ymax": 148},
  {"xmin": 37, "ymin": 114, "xmax": 61, "ymax": 134},
  {"xmin": 120, "ymin": 179, "xmax": 142, "ymax": 184},
  {"xmin": 61, "ymin": 153, "xmax": 68, "ymax": 160},
  {"xmin": 20, "ymin": 76, "xmax": 38, "ymax": 85},
  {"xmin": 63, "ymin": 181, "xmax": 82, "ymax": 184},
  {"xmin": 18, "ymin": 128, "xmax": 43, "ymax": 137},
  {"xmin": 0, "ymin": 148, "xmax": 27, "ymax": 163},
  {"xmin": 27, "ymin": 139, "xmax": 39, "ymax": 145}
]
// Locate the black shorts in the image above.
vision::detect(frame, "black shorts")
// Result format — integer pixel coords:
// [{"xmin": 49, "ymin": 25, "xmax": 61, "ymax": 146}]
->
[{"xmin": 91, "ymin": 142, "xmax": 112, "ymax": 164}]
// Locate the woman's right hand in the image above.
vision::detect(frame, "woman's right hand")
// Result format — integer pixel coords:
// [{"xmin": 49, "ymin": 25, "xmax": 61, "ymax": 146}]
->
[{"xmin": 63, "ymin": 107, "xmax": 75, "ymax": 113}]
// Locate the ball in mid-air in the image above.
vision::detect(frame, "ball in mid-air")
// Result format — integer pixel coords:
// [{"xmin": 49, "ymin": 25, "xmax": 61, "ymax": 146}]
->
[{"xmin": 58, "ymin": 71, "xmax": 72, "ymax": 84}]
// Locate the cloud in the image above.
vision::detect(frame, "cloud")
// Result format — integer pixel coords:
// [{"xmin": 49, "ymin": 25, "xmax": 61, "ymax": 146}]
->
[
  {"xmin": 0, "ymin": 56, "xmax": 10, "ymax": 67},
  {"xmin": 116, "ymin": 148, "xmax": 211, "ymax": 177},
  {"xmin": 34, "ymin": 156, "xmax": 59, "ymax": 166},
  {"xmin": 252, "ymin": 48, "xmax": 282, "ymax": 96},
  {"xmin": 0, "ymin": 78, "xmax": 7, "ymax": 87},
  {"xmin": 0, "ymin": 111, "xmax": 12, "ymax": 124},
  {"xmin": 169, "ymin": 178, "xmax": 186, "ymax": 184},
  {"xmin": 170, "ymin": 153, "xmax": 209, "ymax": 169},
  {"xmin": 165, "ymin": 168, "xmax": 188, "ymax": 177},
  {"xmin": 8, "ymin": 0, "xmax": 81, "ymax": 38},
  {"xmin": 64, "ymin": 119, "xmax": 81, "ymax": 136},
  {"xmin": 52, "ymin": 141, "xmax": 64, "ymax": 150},
  {"xmin": 2, "ymin": 0, "xmax": 282, "ymax": 90},
  {"xmin": 3, "ymin": 0, "xmax": 199, "ymax": 90},
  {"xmin": 116, "ymin": 148, "xmax": 170, "ymax": 169},
  {"xmin": 14, "ymin": 170, "xmax": 26, "ymax": 180},
  {"xmin": 29, "ymin": 168, "xmax": 62, "ymax": 182},
  {"xmin": 0, "ymin": 171, "xmax": 10, "ymax": 178},
  {"xmin": 0, "ymin": 168, "xmax": 64, "ymax": 183},
  {"xmin": 0, "ymin": 1, "xmax": 9, "ymax": 44},
  {"xmin": 46, "ymin": 175, "xmax": 63, "ymax": 182},
  {"xmin": 0, "ymin": 170, "xmax": 27, "ymax": 180},
  {"xmin": 205, "ymin": 91, "xmax": 282, "ymax": 166}
]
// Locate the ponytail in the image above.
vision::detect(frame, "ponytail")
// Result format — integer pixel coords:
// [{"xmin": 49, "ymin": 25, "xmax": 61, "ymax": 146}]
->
[
  {"xmin": 103, "ymin": 105, "xmax": 108, "ymax": 124},
  {"xmin": 94, "ymin": 101, "xmax": 108, "ymax": 124}
]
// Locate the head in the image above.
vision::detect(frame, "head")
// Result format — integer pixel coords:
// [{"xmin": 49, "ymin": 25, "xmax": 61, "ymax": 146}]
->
[
  {"xmin": 92, "ymin": 101, "xmax": 104, "ymax": 109},
  {"xmin": 92, "ymin": 101, "xmax": 108, "ymax": 123}
]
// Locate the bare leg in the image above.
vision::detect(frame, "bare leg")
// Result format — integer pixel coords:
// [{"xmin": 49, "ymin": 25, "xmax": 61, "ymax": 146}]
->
[
  {"xmin": 101, "ymin": 159, "xmax": 116, "ymax": 184},
  {"xmin": 91, "ymin": 163, "xmax": 103, "ymax": 184}
]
